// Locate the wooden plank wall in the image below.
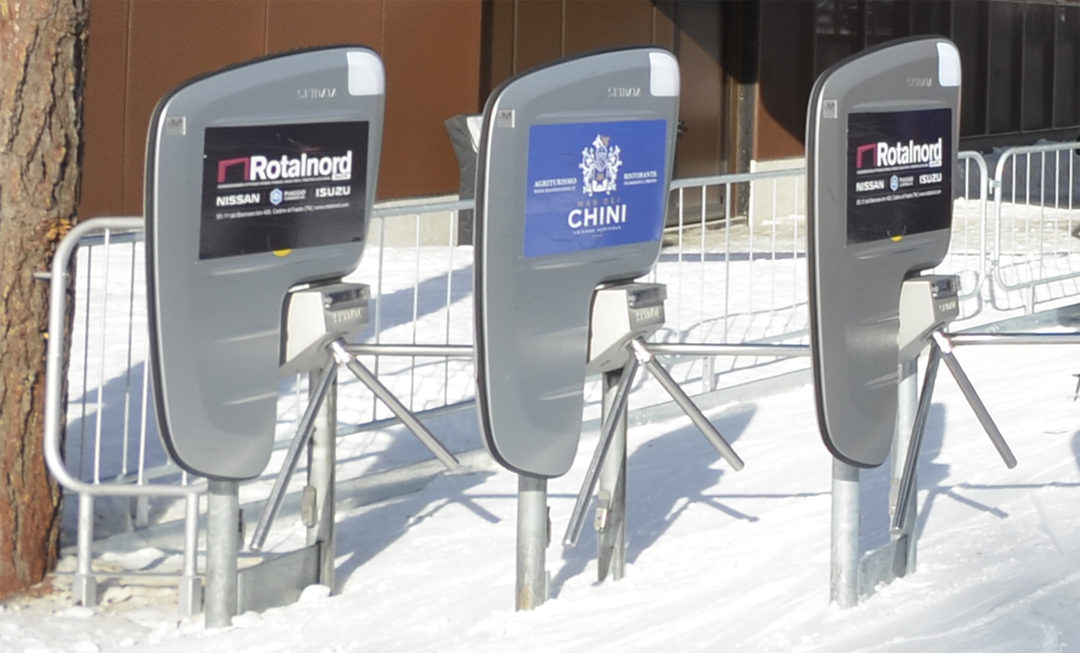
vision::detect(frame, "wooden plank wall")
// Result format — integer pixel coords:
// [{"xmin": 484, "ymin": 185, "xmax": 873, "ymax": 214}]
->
[{"xmin": 80, "ymin": 0, "xmax": 483, "ymax": 218}]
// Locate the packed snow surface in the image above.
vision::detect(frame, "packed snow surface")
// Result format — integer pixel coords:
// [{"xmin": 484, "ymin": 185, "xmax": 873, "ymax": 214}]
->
[{"xmin": 5, "ymin": 337, "xmax": 1080, "ymax": 652}]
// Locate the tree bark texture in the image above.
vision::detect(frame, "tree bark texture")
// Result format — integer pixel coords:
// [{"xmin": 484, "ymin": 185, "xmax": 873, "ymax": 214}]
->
[{"xmin": 0, "ymin": 0, "xmax": 86, "ymax": 598}]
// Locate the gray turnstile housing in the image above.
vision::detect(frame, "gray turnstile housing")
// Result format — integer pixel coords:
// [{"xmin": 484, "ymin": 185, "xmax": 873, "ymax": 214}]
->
[
  {"xmin": 807, "ymin": 37, "xmax": 961, "ymax": 467},
  {"xmin": 146, "ymin": 47, "xmax": 385, "ymax": 480},
  {"xmin": 474, "ymin": 48, "xmax": 680, "ymax": 477}
]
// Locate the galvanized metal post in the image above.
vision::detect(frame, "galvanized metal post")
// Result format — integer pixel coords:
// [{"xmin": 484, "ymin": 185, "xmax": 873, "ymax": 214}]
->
[
  {"xmin": 206, "ymin": 480, "xmax": 240, "ymax": 628},
  {"xmin": 516, "ymin": 474, "xmax": 548, "ymax": 610},
  {"xmin": 891, "ymin": 358, "xmax": 919, "ymax": 575},
  {"xmin": 597, "ymin": 369, "xmax": 627, "ymax": 582},
  {"xmin": 830, "ymin": 459, "xmax": 860, "ymax": 607},
  {"xmin": 307, "ymin": 366, "xmax": 337, "ymax": 589}
]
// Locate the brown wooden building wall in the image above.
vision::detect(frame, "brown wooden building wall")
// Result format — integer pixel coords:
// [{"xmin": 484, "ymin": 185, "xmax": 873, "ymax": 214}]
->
[
  {"xmin": 79, "ymin": 0, "xmax": 1080, "ymax": 220},
  {"xmin": 79, "ymin": 0, "xmax": 750, "ymax": 220},
  {"xmin": 80, "ymin": 0, "xmax": 484, "ymax": 219},
  {"xmin": 481, "ymin": 1, "xmax": 749, "ymax": 181}
]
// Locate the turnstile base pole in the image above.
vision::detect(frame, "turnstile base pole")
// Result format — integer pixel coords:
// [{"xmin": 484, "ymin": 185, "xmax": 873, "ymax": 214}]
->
[
  {"xmin": 830, "ymin": 459, "xmax": 860, "ymax": 608},
  {"xmin": 516, "ymin": 474, "xmax": 549, "ymax": 611},
  {"xmin": 206, "ymin": 480, "xmax": 240, "ymax": 628},
  {"xmin": 307, "ymin": 366, "xmax": 338, "ymax": 589},
  {"xmin": 597, "ymin": 369, "xmax": 628, "ymax": 582}
]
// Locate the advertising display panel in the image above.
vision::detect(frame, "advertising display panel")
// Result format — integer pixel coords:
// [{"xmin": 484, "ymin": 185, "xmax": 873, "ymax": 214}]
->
[
  {"xmin": 523, "ymin": 119, "xmax": 669, "ymax": 257},
  {"xmin": 146, "ymin": 47, "xmax": 385, "ymax": 479},
  {"xmin": 806, "ymin": 37, "xmax": 961, "ymax": 467},
  {"xmin": 846, "ymin": 109, "xmax": 952, "ymax": 244},
  {"xmin": 474, "ymin": 48, "xmax": 680, "ymax": 477},
  {"xmin": 199, "ymin": 121, "xmax": 369, "ymax": 259}
]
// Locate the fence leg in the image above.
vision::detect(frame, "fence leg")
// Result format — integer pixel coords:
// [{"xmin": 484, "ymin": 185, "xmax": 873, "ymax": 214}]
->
[
  {"xmin": 830, "ymin": 459, "xmax": 860, "ymax": 607},
  {"xmin": 134, "ymin": 495, "xmax": 150, "ymax": 530},
  {"xmin": 178, "ymin": 492, "xmax": 203, "ymax": 616},
  {"xmin": 597, "ymin": 369, "xmax": 627, "ymax": 582},
  {"xmin": 703, "ymin": 355, "xmax": 717, "ymax": 393},
  {"xmin": 516, "ymin": 474, "xmax": 548, "ymax": 610},
  {"xmin": 73, "ymin": 493, "xmax": 97, "ymax": 607},
  {"xmin": 205, "ymin": 480, "xmax": 240, "ymax": 628}
]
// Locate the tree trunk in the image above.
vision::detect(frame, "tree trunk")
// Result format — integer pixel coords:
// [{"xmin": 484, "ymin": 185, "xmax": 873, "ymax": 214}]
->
[{"xmin": 0, "ymin": 0, "xmax": 87, "ymax": 598}]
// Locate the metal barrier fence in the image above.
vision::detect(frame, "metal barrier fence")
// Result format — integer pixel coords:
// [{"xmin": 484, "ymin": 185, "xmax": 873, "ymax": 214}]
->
[
  {"xmin": 47, "ymin": 148, "xmax": 1079, "ymax": 612},
  {"xmin": 989, "ymin": 141, "xmax": 1080, "ymax": 312}
]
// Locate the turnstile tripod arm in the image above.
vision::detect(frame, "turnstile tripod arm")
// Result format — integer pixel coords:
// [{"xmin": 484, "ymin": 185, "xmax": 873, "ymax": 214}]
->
[
  {"xmin": 931, "ymin": 331, "xmax": 1017, "ymax": 469},
  {"xmin": 251, "ymin": 358, "xmax": 338, "ymax": 550},
  {"xmin": 891, "ymin": 346, "xmax": 942, "ymax": 534},
  {"xmin": 563, "ymin": 356, "xmax": 639, "ymax": 547},
  {"xmin": 631, "ymin": 338, "xmax": 745, "ymax": 472},
  {"xmin": 330, "ymin": 339, "xmax": 461, "ymax": 471}
]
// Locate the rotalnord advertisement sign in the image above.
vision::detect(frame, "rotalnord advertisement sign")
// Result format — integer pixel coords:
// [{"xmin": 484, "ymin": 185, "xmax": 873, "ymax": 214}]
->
[
  {"xmin": 146, "ymin": 47, "xmax": 384, "ymax": 480},
  {"xmin": 199, "ymin": 121, "xmax": 368, "ymax": 259},
  {"xmin": 807, "ymin": 37, "xmax": 961, "ymax": 467},
  {"xmin": 474, "ymin": 48, "xmax": 680, "ymax": 477},
  {"xmin": 847, "ymin": 109, "xmax": 952, "ymax": 244}
]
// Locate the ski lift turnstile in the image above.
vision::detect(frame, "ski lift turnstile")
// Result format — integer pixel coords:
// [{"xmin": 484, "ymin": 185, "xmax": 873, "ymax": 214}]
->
[
  {"xmin": 807, "ymin": 37, "xmax": 1017, "ymax": 607},
  {"xmin": 144, "ymin": 47, "xmax": 457, "ymax": 628},
  {"xmin": 473, "ymin": 47, "xmax": 742, "ymax": 611}
]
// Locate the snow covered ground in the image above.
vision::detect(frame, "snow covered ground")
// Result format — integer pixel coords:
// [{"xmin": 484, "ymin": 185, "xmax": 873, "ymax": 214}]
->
[
  {"xmin": 8, "ymin": 317, "xmax": 1080, "ymax": 650},
  {"xmin": 10, "ymin": 216, "xmax": 1080, "ymax": 650}
]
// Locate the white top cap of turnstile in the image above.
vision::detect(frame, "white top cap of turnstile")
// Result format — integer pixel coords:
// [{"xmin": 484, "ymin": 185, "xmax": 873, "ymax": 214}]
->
[
  {"xmin": 937, "ymin": 42, "xmax": 961, "ymax": 88},
  {"xmin": 650, "ymin": 51, "xmax": 679, "ymax": 97},
  {"xmin": 348, "ymin": 51, "xmax": 385, "ymax": 96}
]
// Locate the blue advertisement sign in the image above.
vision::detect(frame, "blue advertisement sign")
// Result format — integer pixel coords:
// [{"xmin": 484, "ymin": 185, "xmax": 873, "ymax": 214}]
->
[{"xmin": 524, "ymin": 119, "xmax": 668, "ymax": 257}]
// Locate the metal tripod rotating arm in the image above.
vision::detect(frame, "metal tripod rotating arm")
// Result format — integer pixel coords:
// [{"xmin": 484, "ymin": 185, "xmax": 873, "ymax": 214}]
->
[
  {"xmin": 891, "ymin": 330, "xmax": 1018, "ymax": 535},
  {"xmin": 251, "ymin": 354, "xmax": 339, "ymax": 550},
  {"xmin": 563, "ymin": 355, "xmax": 640, "ymax": 547},
  {"xmin": 891, "ymin": 345, "xmax": 942, "ymax": 534},
  {"xmin": 931, "ymin": 330, "xmax": 1017, "ymax": 469},
  {"xmin": 630, "ymin": 338, "xmax": 745, "ymax": 472}
]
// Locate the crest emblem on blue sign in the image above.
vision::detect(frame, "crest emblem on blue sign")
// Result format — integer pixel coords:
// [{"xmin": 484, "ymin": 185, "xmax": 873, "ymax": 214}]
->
[{"xmin": 580, "ymin": 134, "xmax": 622, "ymax": 196}]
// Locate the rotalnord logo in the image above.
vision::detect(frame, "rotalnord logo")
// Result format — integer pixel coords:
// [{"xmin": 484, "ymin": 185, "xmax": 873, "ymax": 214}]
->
[
  {"xmin": 855, "ymin": 138, "xmax": 943, "ymax": 170},
  {"xmin": 217, "ymin": 151, "xmax": 353, "ymax": 183}
]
